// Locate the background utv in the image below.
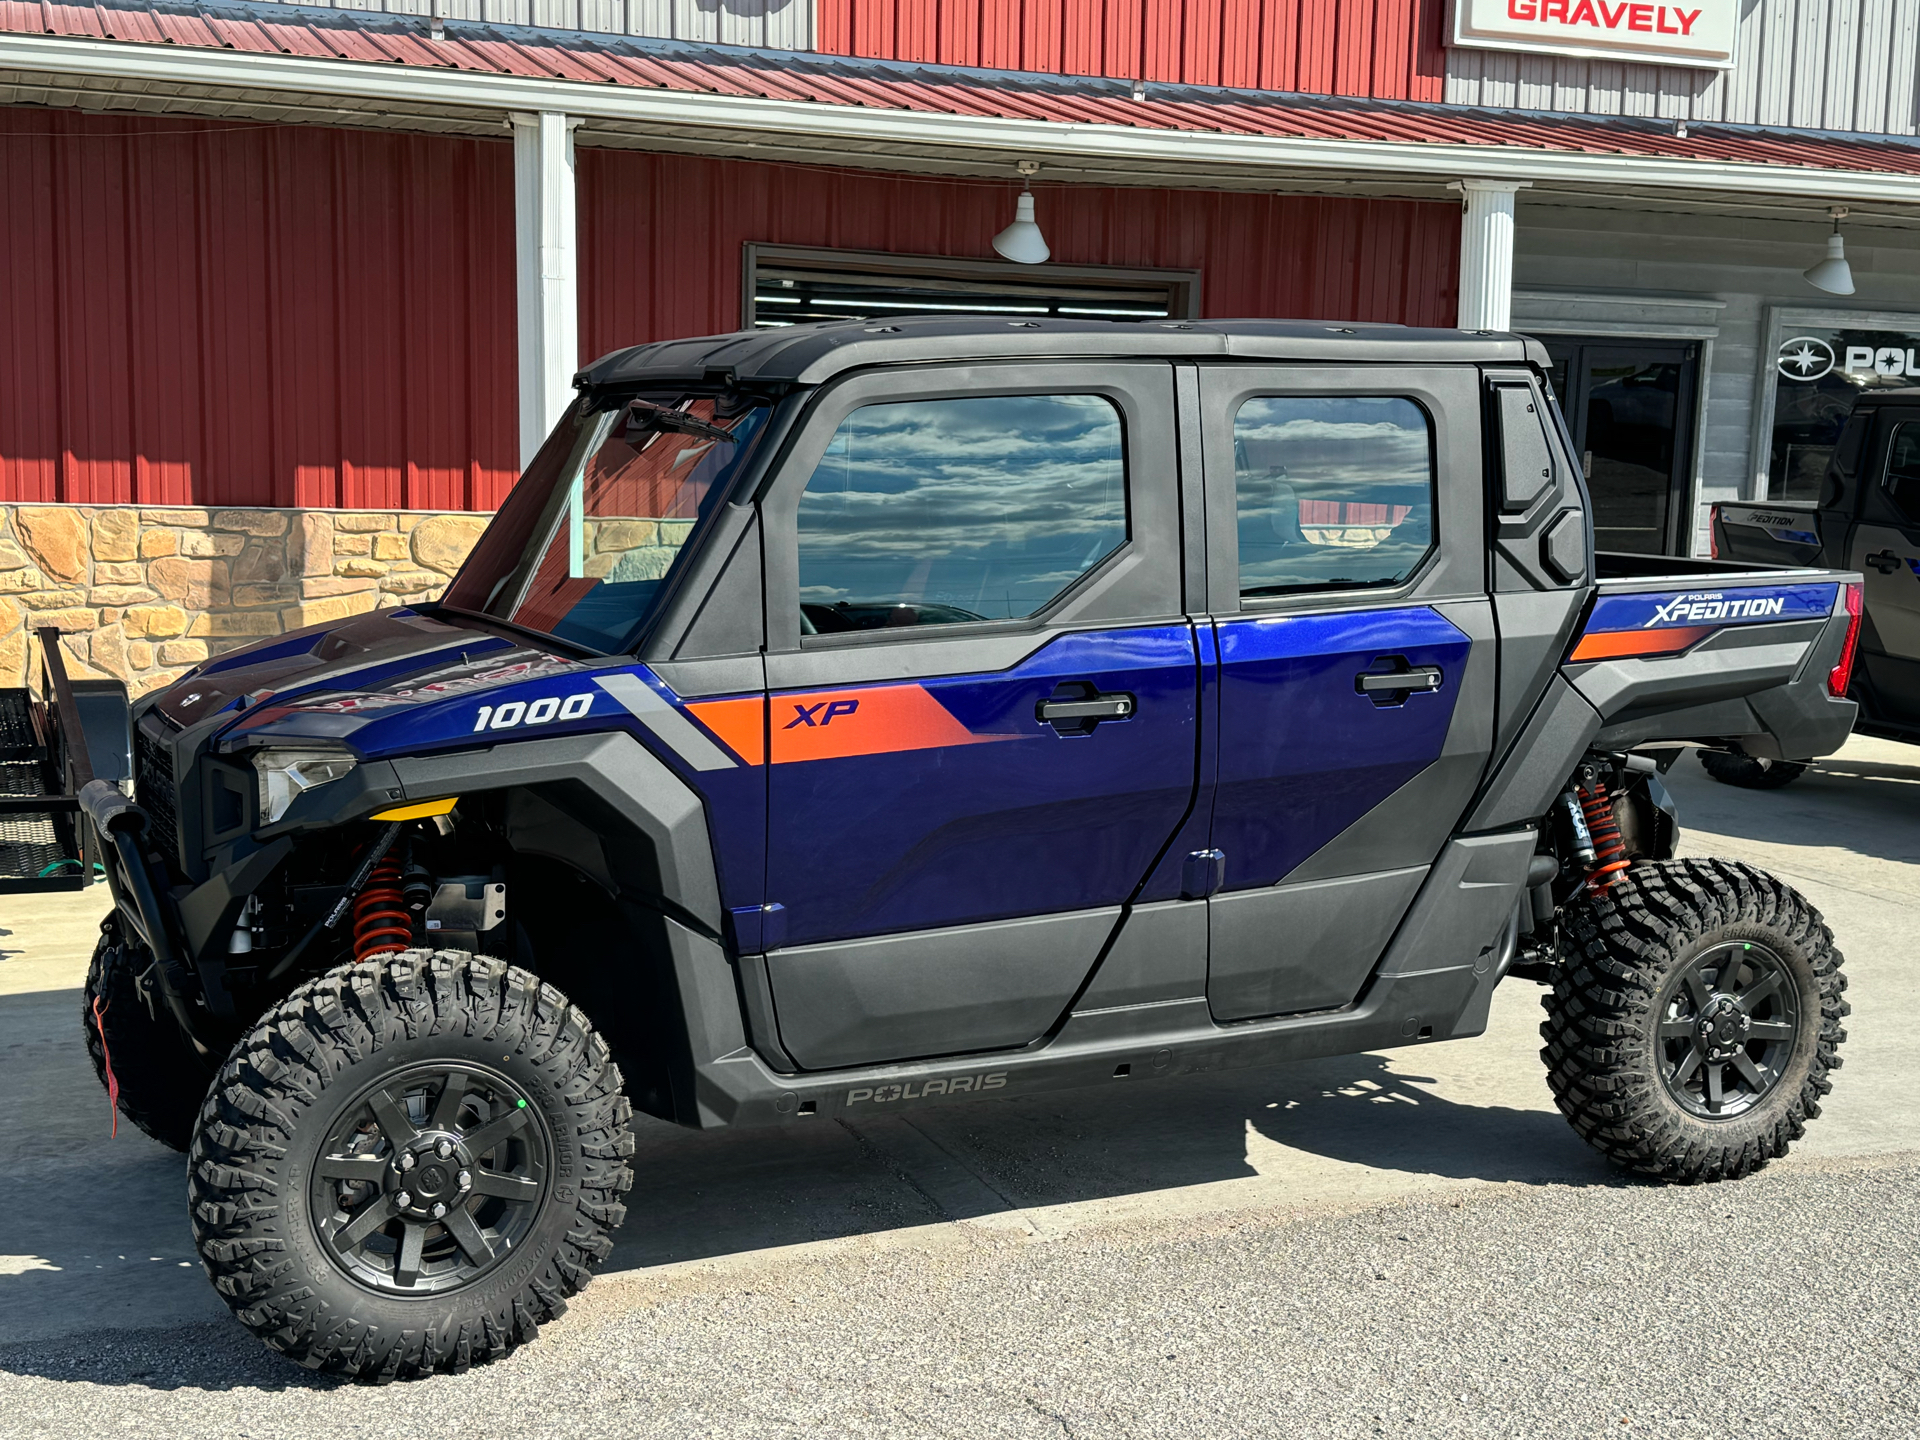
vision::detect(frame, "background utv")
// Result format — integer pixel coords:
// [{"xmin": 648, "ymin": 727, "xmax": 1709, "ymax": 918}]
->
[{"xmin": 19, "ymin": 318, "xmax": 1861, "ymax": 1381}]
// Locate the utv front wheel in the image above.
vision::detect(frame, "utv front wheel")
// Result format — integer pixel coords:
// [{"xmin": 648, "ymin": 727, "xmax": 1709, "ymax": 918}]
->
[
  {"xmin": 1541, "ymin": 858, "xmax": 1847, "ymax": 1183},
  {"xmin": 189, "ymin": 952, "xmax": 634, "ymax": 1381},
  {"xmin": 83, "ymin": 916, "xmax": 216, "ymax": 1151}
]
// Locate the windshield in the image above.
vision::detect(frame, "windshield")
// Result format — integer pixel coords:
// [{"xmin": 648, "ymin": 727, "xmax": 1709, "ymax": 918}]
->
[{"xmin": 441, "ymin": 393, "xmax": 771, "ymax": 653}]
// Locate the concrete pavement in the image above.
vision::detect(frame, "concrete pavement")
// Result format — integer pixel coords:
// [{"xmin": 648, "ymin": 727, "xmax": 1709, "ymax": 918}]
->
[{"xmin": 0, "ymin": 735, "xmax": 1914, "ymax": 1436}]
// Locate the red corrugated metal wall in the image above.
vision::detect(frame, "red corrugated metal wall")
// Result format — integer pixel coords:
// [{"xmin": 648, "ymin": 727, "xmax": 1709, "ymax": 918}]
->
[
  {"xmin": 0, "ymin": 111, "xmax": 518, "ymax": 510},
  {"xmin": 819, "ymin": 0, "xmax": 1449, "ymax": 95},
  {"xmin": 578, "ymin": 153, "xmax": 1459, "ymax": 362}
]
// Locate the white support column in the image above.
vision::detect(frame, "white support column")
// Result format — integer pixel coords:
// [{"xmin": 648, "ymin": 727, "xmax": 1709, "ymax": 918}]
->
[
  {"xmin": 512, "ymin": 111, "xmax": 580, "ymax": 472},
  {"xmin": 1449, "ymin": 179, "xmax": 1529, "ymax": 333}
]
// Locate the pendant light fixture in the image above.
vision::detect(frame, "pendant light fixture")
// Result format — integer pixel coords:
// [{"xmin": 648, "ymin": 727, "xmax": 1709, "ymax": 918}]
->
[
  {"xmin": 1803, "ymin": 206, "xmax": 1856, "ymax": 296},
  {"xmin": 993, "ymin": 161, "xmax": 1051, "ymax": 266}
]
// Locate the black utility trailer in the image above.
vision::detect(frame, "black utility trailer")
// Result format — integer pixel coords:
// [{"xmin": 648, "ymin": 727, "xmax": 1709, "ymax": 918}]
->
[{"xmin": 0, "ymin": 627, "xmax": 133, "ymax": 894}]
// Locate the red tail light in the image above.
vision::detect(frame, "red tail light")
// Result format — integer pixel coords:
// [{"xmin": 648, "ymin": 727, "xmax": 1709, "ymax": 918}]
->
[
  {"xmin": 1707, "ymin": 507, "xmax": 1721, "ymax": 559},
  {"xmin": 1828, "ymin": 582, "xmax": 1864, "ymax": 698}
]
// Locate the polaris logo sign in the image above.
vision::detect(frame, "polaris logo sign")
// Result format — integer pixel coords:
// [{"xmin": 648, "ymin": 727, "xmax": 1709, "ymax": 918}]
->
[
  {"xmin": 1450, "ymin": 0, "xmax": 1736, "ymax": 67},
  {"xmin": 1645, "ymin": 593, "xmax": 1786, "ymax": 627},
  {"xmin": 845, "ymin": 1073, "xmax": 1007, "ymax": 1106}
]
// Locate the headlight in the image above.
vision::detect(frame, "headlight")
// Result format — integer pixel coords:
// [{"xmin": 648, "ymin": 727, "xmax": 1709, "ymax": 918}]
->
[{"xmin": 252, "ymin": 749, "xmax": 358, "ymax": 825}]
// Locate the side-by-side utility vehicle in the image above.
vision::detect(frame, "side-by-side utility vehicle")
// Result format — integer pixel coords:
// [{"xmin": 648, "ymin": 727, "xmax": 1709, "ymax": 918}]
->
[{"xmin": 58, "ymin": 320, "xmax": 1859, "ymax": 1380}]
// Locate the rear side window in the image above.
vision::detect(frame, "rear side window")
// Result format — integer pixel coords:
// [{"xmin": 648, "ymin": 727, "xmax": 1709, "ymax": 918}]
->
[
  {"xmin": 1234, "ymin": 396, "xmax": 1435, "ymax": 597},
  {"xmin": 795, "ymin": 394, "xmax": 1127, "ymax": 633},
  {"xmin": 1885, "ymin": 420, "xmax": 1917, "ymax": 523}
]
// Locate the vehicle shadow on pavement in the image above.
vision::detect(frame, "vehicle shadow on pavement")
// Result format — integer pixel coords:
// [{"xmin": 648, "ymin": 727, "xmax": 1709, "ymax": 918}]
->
[{"xmin": 1670, "ymin": 751, "xmax": 1920, "ymax": 865}]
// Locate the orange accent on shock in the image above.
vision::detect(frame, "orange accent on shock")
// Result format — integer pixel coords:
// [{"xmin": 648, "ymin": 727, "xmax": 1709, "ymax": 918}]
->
[
  {"xmin": 768, "ymin": 684, "xmax": 1010, "ymax": 764},
  {"xmin": 686, "ymin": 695, "xmax": 767, "ymax": 766},
  {"xmin": 91, "ymin": 993, "xmax": 119, "ymax": 1139},
  {"xmin": 1579, "ymin": 783, "xmax": 1632, "ymax": 894},
  {"xmin": 353, "ymin": 857, "xmax": 413, "ymax": 963},
  {"xmin": 1570, "ymin": 626, "xmax": 1715, "ymax": 662}
]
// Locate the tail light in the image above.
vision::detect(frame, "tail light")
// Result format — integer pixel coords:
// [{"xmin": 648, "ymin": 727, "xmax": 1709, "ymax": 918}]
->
[
  {"xmin": 1707, "ymin": 506, "xmax": 1721, "ymax": 559},
  {"xmin": 1827, "ymin": 582, "xmax": 1864, "ymax": 698}
]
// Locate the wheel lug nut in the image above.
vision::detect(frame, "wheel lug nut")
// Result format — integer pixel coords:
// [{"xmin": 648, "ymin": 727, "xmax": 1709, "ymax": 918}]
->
[
  {"xmin": 436, "ymin": 1139, "xmax": 454, "ymax": 1159},
  {"xmin": 432, "ymin": 1202, "xmax": 447, "ymax": 1219},
  {"xmin": 395, "ymin": 1191, "xmax": 412, "ymax": 1208},
  {"xmin": 399, "ymin": 1153, "xmax": 415, "ymax": 1171},
  {"xmin": 457, "ymin": 1170, "xmax": 471, "ymax": 1191}
]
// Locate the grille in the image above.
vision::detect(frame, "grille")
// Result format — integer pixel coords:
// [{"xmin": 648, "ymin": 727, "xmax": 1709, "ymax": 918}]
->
[{"xmin": 135, "ymin": 726, "xmax": 180, "ymax": 864}]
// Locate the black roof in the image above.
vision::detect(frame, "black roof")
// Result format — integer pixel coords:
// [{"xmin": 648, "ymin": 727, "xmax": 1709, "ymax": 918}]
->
[{"xmin": 575, "ymin": 316, "xmax": 1552, "ymax": 390}]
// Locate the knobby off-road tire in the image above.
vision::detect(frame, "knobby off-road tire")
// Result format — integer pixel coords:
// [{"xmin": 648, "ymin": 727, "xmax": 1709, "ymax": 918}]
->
[
  {"xmin": 1698, "ymin": 748, "xmax": 1807, "ymax": 790},
  {"xmin": 1542, "ymin": 858, "xmax": 1847, "ymax": 1183},
  {"xmin": 189, "ymin": 951, "xmax": 635, "ymax": 1381},
  {"xmin": 82, "ymin": 915, "xmax": 216, "ymax": 1151}
]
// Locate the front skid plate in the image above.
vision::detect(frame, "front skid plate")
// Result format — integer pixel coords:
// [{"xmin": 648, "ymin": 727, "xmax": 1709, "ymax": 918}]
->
[{"xmin": 691, "ymin": 964, "xmax": 1489, "ymax": 1129}]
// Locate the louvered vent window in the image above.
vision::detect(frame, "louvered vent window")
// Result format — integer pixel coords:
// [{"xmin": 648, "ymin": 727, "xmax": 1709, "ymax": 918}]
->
[{"xmin": 743, "ymin": 246, "xmax": 1198, "ymax": 329}]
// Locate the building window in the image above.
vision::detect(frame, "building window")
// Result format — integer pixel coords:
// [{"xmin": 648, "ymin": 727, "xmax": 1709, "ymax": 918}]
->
[
  {"xmin": 1765, "ymin": 316, "xmax": 1919, "ymax": 501},
  {"xmin": 743, "ymin": 245, "xmax": 1198, "ymax": 328}
]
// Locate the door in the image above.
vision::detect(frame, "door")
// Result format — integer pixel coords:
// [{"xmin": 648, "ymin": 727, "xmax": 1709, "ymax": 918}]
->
[
  {"xmin": 756, "ymin": 363, "xmax": 1200, "ymax": 1069},
  {"xmin": 1543, "ymin": 338, "xmax": 1700, "ymax": 556},
  {"xmin": 1195, "ymin": 366, "xmax": 1497, "ymax": 1023},
  {"xmin": 1851, "ymin": 413, "xmax": 1919, "ymax": 723}
]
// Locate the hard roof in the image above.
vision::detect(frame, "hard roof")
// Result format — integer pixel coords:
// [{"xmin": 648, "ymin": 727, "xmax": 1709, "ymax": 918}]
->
[{"xmin": 576, "ymin": 316, "xmax": 1552, "ymax": 389}]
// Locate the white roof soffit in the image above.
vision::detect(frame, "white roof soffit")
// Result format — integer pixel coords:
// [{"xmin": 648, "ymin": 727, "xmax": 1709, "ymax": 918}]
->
[{"xmin": 0, "ymin": 32, "xmax": 1914, "ymax": 205}]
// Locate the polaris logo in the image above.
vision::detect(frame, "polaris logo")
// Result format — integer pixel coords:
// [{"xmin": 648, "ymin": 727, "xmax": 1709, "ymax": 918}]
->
[
  {"xmin": 846, "ymin": 1072, "xmax": 1007, "ymax": 1106},
  {"xmin": 1645, "ymin": 593, "xmax": 1786, "ymax": 627}
]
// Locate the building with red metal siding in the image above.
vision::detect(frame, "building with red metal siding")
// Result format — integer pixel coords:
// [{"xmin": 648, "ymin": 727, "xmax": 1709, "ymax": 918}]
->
[{"xmin": 0, "ymin": 0, "xmax": 1913, "ymax": 692}]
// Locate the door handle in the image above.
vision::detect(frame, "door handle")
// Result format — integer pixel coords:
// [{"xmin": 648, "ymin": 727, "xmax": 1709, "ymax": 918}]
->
[
  {"xmin": 1866, "ymin": 549, "xmax": 1906, "ymax": 574},
  {"xmin": 1355, "ymin": 665, "xmax": 1443, "ymax": 703},
  {"xmin": 1036, "ymin": 686, "xmax": 1135, "ymax": 734}
]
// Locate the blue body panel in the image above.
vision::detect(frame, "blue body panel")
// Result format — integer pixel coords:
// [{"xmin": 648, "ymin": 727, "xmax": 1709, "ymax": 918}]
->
[
  {"xmin": 767, "ymin": 625, "xmax": 1200, "ymax": 948},
  {"xmin": 1583, "ymin": 582, "xmax": 1839, "ymax": 637},
  {"xmin": 1210, "ymin": 606, "xmax": 1469, "ymax": 890}
]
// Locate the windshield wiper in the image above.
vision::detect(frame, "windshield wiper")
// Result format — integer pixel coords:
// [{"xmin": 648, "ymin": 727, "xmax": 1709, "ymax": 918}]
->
[{"xmin": 623, "ymin": 399, "xmax": 739, "ymax": 446}]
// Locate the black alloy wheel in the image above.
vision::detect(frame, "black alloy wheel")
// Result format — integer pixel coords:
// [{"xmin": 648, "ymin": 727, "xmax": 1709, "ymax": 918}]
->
[
  {"xmin": 1653, "ymin": 941, "xmax": 1799, "ymax": 1119},
  {"xmin": 311, "ymin": 1063, "xmax": 551, "ymax": 1296}
]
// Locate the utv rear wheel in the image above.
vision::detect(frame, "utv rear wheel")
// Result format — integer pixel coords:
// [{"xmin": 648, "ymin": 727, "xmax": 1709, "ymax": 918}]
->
[
  {"xmin": 189, "ymin": 951, "xmax": 634, "ymax": 1381},
  {"xmin": 1542, "ymin": 858, "xmax": 1847, "ymax": 1183},
  {"xmin": 1698, "ymin": 748, "xmax": 1807, "ymax": 789},
  {"xmin": 82, "ymin": 916, "xmax": 216, "ymax": 1151}
]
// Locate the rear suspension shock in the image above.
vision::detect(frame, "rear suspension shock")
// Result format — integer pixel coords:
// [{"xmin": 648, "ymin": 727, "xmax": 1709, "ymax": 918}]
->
[{"xmin": 1576, "ymin": 779, "xmax": 1632, "ymax": 895}]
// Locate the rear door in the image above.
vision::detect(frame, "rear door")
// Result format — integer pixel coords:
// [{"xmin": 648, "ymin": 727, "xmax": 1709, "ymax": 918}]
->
[
  {"xmin": 1194, "ymin": 364, "xmax": 1498, "ymax": 1021},
  {"xmin": 755, "ymin": 362, "xmax": 1199, "ymax": 1069},
  {"xmin": 1850, "ymin": 411, "xmax": 1919, "ymax": 722}
]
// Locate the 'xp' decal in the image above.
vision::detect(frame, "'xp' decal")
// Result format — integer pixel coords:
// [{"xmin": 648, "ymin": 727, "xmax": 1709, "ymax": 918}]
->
[
  {"xmin": 784, "ymin": 698, "xmax": 859, "ymax": 728},
  {"xmin": 473, "ymin": 693, "xmax": 595, "ymax": 732},
  {"xmin": 1644, "ymin": 593, "xmax": 1787, "ymax": 627}
]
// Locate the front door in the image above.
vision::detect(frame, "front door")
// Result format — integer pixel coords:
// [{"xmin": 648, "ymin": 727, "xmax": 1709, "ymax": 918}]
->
[
  {"xmin": 1195, "ymin": 364, "xmax": 1496, "ymax": 1022},
  {"xmin": 756, "ymin": 363, "xmax": 1199, "ymax": 1070},
  {"xmin": 1544, "ymin": 338, "xmax": 1701, "ymax": 556}
]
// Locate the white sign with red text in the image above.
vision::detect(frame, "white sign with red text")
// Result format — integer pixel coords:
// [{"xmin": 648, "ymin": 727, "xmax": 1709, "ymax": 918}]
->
[{"xmin": 1450, "ymin": 0, "xmax": 1737, "ymax": 69}]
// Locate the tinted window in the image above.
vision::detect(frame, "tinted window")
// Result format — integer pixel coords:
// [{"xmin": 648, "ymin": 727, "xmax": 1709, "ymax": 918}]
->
[
  {"xmin": 1234, "ymin": 396, "xmax": 1435, "ymax": 596},
  {"xmin": 1885, "ymin": 420, "xmax": 1917, "ymax": 524},
  {"xmin": 796, "ymin": 395, "xmax": 1127, "ymax": 633}
]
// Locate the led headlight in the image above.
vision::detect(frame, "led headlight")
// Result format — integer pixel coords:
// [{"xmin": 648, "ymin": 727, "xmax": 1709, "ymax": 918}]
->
[{"xmin": 252, "ymin": 748, "xmax": 358, "ymax": 825}]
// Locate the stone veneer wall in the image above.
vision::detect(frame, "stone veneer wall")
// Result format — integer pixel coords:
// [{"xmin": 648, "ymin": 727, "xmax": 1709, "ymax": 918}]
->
[{"xmin": 0, "ymin": 505, "xmax": 491, "ymax": 696}]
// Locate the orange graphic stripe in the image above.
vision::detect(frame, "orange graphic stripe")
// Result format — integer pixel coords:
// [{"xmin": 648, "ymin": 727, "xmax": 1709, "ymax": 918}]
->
[
  {"xmin": 685, "ymin": 696, "xmax": 765, "ymax": 766},
  {"xmin": 1570, "ymin": 626, "xmax": 1715, "ymax": 662},
  {"xmin": 771, "ymin": 684, "xmax": 1008, "ymax": 764}
]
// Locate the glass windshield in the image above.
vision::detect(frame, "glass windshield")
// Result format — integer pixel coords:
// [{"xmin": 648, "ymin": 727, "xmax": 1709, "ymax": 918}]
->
[{"xmin": 441, "ymin": 394, "xmax": 770, "ymax": 653}]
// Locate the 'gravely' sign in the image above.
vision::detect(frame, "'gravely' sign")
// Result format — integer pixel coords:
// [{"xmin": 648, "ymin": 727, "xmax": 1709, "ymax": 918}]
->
[{"xmin": 1450, "ymin": 0, "xmax": 1737, "ymax": 69}]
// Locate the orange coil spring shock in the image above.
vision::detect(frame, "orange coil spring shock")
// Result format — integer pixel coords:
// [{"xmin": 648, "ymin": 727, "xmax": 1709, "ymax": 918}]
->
[
  {"xmin": 352, "ymin": 856, "xmax": 413, "ymax": 963},
  {"xmin": 1578, "ymin": 783, "xmax": 1632, "ymax": 894}
]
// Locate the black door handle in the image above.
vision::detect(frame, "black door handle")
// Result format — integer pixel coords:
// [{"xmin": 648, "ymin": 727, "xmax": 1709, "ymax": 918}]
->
[
  {"xmin": 1356, "ymin": 666, "xmax": 1443, "ymax": 695},
  {"xmin": 1867, "ymin": 549, "xmax": 1906, "ymax": 574},
  {"xmin": 1036, "ymin": 685, "xmax": 1136, "ymax": 734}
]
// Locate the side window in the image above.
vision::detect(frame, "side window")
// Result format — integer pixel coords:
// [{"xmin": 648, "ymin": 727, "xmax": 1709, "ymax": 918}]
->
[
  {"xmin": 1233, "ymin": 396, "xmax": 1435, "ymax": 597},
  {"xmin": 795, "ymin": 394, "xmax": 1127, "ymax": 633},
  {"xmin": 1884, "ymin": 420, "xmax": 1917, "ymax": 524}
]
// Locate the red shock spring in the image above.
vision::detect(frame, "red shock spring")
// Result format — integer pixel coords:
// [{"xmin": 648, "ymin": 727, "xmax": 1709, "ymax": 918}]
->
[
  {"xmin": 1578, "ymin": 782, "xmax": 1633, "ymax": 894},
  {"xmin": 352, "ymin": 856, "xmax": 413, "ymax": 963}
]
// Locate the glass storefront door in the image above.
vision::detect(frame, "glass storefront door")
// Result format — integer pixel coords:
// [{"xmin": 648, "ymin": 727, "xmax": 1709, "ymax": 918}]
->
[
  {"xmin": 1543, "ymin": 338, "xmax": 1701, "ymax": 556},
  {"xmin": 1767, "ymin": 326, "xmax": 1919, "ymax": 501}
]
